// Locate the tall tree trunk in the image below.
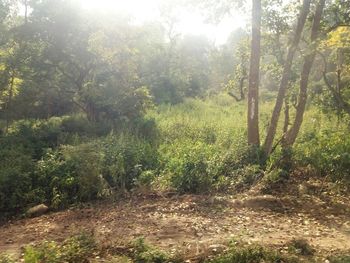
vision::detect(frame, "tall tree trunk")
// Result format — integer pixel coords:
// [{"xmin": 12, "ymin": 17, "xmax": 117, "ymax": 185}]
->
[
  {"xmin": 285, "ymin": 0, "xmax": 325, "ymax": 146},
  {"xmin": 263, "ymin": 0, "xmax": 311, "ymax": 156},
  {"xmin": 24, "ymin": 0, "xmax": 28, "ymax": 24},
  {"xmin": 247, "ymin": 0, "xmax": 261, "ymax": 146}
]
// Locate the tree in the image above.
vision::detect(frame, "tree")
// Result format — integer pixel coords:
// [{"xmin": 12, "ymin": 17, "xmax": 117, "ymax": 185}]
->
[
  {"xmin": 263, "ymin": 0, "xmax": 311, "ymax": 156},
  {"xmin": 319, "ymin": 26, "xmax": 350, "ymax": 116},
  {"xmin": 247, "ymin": 0, "xmax": 261, "ymax": 146},
  {"xmin": 284, "ymin": 0, "xmax": 326, "ymax": 147}
]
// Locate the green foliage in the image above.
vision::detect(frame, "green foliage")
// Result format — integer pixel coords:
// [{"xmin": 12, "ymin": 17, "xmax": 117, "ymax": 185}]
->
[
  {"xmin": 294, "ymin": 127, "xmax": 350, "ymax": 182},
  {"xmin": 160, "ymin": 140, "xmax": 217, "ymax": 193},
  {"xmin": 0, "ymin": 145, "xmax": 36, "ymax": 215},
  {"xmin": 134, "ymin": 170, "xmax": 157, "ymax": 189},
  {"xmin": 60, "ymin": 115, "xmax": 113, "ymax": 138},
  {"xmin": 35, "ymin": 133, "xmax": 158, "ymax": 209},
  {"xmin": 0, "ymin": 254, "xmax": 14, "ymax": 263},
  {"xmin": 328, "ymin": 254, "xmax": 350, "ymax": 263},
  {"xmin": 227, "ymin": 165, "xmax": 264, "ymax": 192},
  {"xmin": 5, "ymin": 118, "xmax": 63, "ymax": 159},
  {"xmin": 287, "ymin": 239, "xmax": 314, "ymax": 256},
  {"xmin": 153, "ymin": 98, "xmax": 266, "ymax": 193},
  {"xmin": 158, "ymin": 141, "xmax": 264, "ymax": 194},
  {"xmin": 259, "ymin": 168, "xmax": 290, "ymax": 194},
  {"xmin": 208, "ymin": 243, "xmax": 298, "ymax": 263},
  {"xmin": 101, "ymin": 134, "xmax": 158, "ymax": 190},
  {"xmin": 132, "ymin": 237, "xmax": 169, "ymax": 263},
  {"xmin": 35, "ymin": 143, "xmax": 105, "ymax": 209},
  {"xmin": 2, "ymin": 96, "xmax": 350, "ymax": 217},
  {"xmin": 24, "ymin": 233, "xmax": 95, "ymax": 263}
]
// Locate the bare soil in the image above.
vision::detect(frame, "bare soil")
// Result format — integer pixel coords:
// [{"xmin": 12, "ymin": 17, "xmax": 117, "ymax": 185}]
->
[{"xmin": 1, "ymin": 177, "xmax": 350, "ymax": 261}]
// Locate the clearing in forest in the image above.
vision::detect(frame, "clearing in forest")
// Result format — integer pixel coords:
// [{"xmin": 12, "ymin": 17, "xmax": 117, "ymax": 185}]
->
[{"xmin": 1, "ymin": 177, "xmax": 350, "ymax": 262}]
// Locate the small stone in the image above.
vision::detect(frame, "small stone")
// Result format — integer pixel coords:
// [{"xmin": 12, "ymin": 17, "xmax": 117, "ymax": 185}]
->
[
  {"xmin": 27, "ymin": 204, "xmax": 49, "ymax": 217},
  {"xmin": 5, "ymin": 239, "xmax": 14, "ymax": 244}
]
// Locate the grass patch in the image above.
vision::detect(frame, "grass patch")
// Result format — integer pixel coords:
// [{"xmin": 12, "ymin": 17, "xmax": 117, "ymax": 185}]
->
[
  {"xmin": 328, "ymin": 254, "xmax": 350, "ymax": 263},
  {"xmin": 287, "ymin": 239, "xmax": 314, "ymax": 256},
  {"xmin": 23, "ymin": 233, "xmax": 96, "ymax": 263},
  {"xmin": 208, "ymin": 241, "xmax": 299, "ymax": 263},
  {"xmin": 0, "ymin": 254, "xmax": 15, "ymax": 263}
]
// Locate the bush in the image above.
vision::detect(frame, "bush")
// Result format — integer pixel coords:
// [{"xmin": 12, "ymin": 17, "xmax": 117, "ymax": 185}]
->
[
  {"xmin": 0, "ymin": 254, "xmax": 15, "ymax": 263},
  {"xmin": 134, "ymin": 170, "xmax": 157, "ymax": 189},
  {"xmin": 329, "ymin": 255, "xmax": 350, "ymax": 263},
  {"xmin": 61, "ymin": 115, "xmax": 113, "ymax": 137},
  {"xmin": 159, "ymin": 136, "xmax": 265, "ymax": 194},
  {"xmin": 159, "ymin": 140, "xmax": 218, "ymax": 193},
  {"xmin": 294, "ymin": 129, "xmax": 350, "ymax": 182},
  {"xmin": 24, "ymin": 233, "xmax": 95, "ymax": 263},
  {"xmin": 0, "ymin": 145, "xmax": 38, "ymax": 216},
  {"xmin": 101, "ymin": 134, "xmax": 159, "ymax": 190},
  {"xmin": 227, "ymin": 165, "xmax": 264, "ymax": 192},
  {"xmin": 125, "ymin": 117, "xmax": 159, "ymax": 144},
  {"xmin": 7, "ymin": 118, "xmax": 63, "ymax": 159},
  {"xmin": 209, "ymin": 243, "xmax": 298, "ymax": 263},
  {"xmin": 35, "ymin": 134, "xmax": 158, "ymax": 208},
  {"xmin": 287, "ymin": 239, "xmax": 314, "ymax": 256},
  {"xmin": 132, "ymin": 237, "xmax": 169, "ymax": 263},
  {"xmin": 259, "ymin": 168, "xmax": 290, "ymax": 194},
  {"xmin": 35, "ymin": 143, "xmax": 105, "ymax": 209}
]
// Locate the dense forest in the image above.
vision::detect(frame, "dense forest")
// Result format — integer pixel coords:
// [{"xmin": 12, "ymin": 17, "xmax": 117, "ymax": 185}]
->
[{"xmin": 0, "ymin": 0, "xmax": 350, "ymax": 262}]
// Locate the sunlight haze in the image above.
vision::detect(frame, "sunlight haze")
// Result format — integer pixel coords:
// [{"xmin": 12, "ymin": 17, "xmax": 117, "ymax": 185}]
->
[{"xmin": 81, "ymin": 0, "xmax": 246, "ymax": 45}]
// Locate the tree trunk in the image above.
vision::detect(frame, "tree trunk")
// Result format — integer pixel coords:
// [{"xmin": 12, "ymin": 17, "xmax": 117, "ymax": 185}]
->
[
  {"xmin": 247, "ymin": 0, "xmax": 261, "ymax": 146},
  {"xmin": 284, "ymin": 0, "xmax": 325, "ymax": 146},
  {"xmin": 24, "ymin": 0, "xmax": 28, "ymax": 24},
  {"xmin": 263, "ymin": 0, "xmax": 311, "ymax": 156}
]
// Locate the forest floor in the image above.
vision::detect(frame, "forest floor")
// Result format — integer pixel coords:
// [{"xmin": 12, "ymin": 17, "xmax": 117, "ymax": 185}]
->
[{"xmin": 1, "ymin": 173, "xmax": 350, "ymax": 262}]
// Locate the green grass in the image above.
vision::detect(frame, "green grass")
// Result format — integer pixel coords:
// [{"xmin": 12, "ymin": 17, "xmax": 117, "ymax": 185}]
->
[
  {"xmin": 1, "ymin": 94, "xmax": 350, "ymax": 217},
  {"xmin": 23, "ymin": 233, "xmax": 96, "ymax": 263}
]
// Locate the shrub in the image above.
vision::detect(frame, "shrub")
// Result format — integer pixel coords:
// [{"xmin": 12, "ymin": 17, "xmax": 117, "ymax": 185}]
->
[
  {"xmin": 294, "ymin": 128, "xmax": 350, "ymax": 182},
  {"xmin": 61, "ymin": 115, "xmax": 113, "ymax": 137},
  {"xmin": 0, "ymin": 254, "xmax": 15, "ymax": 263},
  {"xmin": 159, "ymin": 140, "xmax": 218, "ymax": 193},
  {"xmin": 159, "ymin": 136, "xmax": 265, "ymax": 194},
  {"xmin": 7, "ymin": 118, "xmax": 63, "ymax": 159},
  {"xmin": 101, "ymin": 134, "xmax": 159, "ymax": 190},
  {"xmin": 0, "ymin": 145, "xmax": 38, "ymax": 216},
  {"xmin": 134, "ymin": 170, "xmax": 157, "ymax": 189},
  {"xmin": 132, "ymin": 237, "xmax": 169, "ymax": 263},
  {"xmin": 35, "ymin": 134, "xmax": 158, "ymax": 208},
  {"xmin": 287, "ymin": 239, "xmax": 314, "ymax": 256},
  {"xmin": 24, "ymin": 233, "xmax": 96, "ymax": 263},
  {"xmin": 35, "ymin": 143, "xmax": 105, "ymax": 209},
  {"xmin": 259, "ymin": 168, "xmax": 290, "ymax": 194},
  {"xmin": 227, "ymin": 165, "xmax": 264, "ymax": 192},
  {"xmin": 126, "ymin": 117, "xmax": 159, "ymax": 144},
  {"xmin": 209, "ymin": 243, "xmax": 298, "ymax": 263},
  {"xmin": 329, "ymin": 254, "xmax": 350, "ymax": 263},
  {"xmin": 215, "ymin": 146, "xmax": 264, "ymax": 177}
]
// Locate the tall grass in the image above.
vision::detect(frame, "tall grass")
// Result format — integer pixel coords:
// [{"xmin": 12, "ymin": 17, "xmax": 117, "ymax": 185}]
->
[{"xmin": 1, "ymin": 94, "xmax": 349, "ymax": 217}]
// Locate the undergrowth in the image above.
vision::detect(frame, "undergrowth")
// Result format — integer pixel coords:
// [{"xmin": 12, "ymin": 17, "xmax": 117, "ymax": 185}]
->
[
  {"xmin": 1, "ymin": 96, "xmax": 350, "ymax": 218},
  {"xmin": 1, "ymin": 234, "xmax": 349, "ymax": 263},
  {"xmin": 23, "ymin": 233, "xmax": 96, "ymax": 263}
]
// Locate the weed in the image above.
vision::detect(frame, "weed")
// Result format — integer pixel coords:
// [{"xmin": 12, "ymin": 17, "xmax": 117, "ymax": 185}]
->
[
  {"xmin": 208, "ymin": 243, "xmax": 299, "ymax": 263},
  {"xmin": 24, "ymin": 233, "xmax": 96, "ymax": 263},
  {"xmin": 287, "ymin": 239, "xmax": 314, "ymax": 256},
  {"xmin": 0, "ymin": 254, "xmax": 15, "ymax": 263}
]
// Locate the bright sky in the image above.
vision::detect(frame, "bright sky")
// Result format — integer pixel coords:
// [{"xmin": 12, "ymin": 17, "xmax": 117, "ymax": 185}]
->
[{"xmin": 81, "ymin": 0, "xmax": 246, "ymax": 45}]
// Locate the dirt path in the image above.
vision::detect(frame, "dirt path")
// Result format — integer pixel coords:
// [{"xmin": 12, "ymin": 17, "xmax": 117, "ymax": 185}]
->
[{"xmin": 1, "ymin": 191, "xmax": 350, "ymax": 260}]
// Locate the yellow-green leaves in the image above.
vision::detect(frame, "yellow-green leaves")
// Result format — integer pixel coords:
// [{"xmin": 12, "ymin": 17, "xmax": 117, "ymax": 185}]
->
[{"xmin": 321, "ymin": 26, "xmax": 350, "ymax": 49}]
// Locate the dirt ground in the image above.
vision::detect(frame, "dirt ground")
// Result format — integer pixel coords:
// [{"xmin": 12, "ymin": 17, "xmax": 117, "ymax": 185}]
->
[{"xmin": 1, "ymin": 178, "xmax": 350, "ymax": 261}]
